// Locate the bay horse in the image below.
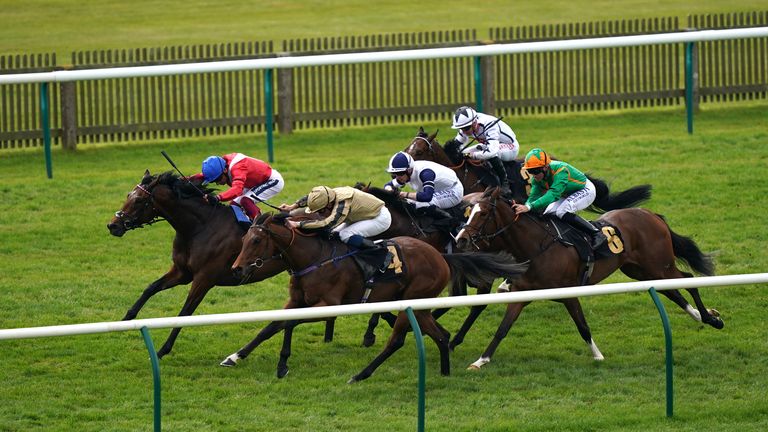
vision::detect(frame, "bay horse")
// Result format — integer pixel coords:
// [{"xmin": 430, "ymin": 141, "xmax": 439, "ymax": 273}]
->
[
  {"xmin": 404, "ymin": 127, "xmax": 654, "ymax": 212},
  {"xmin": 455, "ymin": 187, "xmax": 724, "ymax": 369},
  {"xmin": 223, "ymin": 213, "xmax": 528, "ymax": 382},
  {"xmin": 107, "ymin": 170, "xmax": 292, "ymax": 358}
]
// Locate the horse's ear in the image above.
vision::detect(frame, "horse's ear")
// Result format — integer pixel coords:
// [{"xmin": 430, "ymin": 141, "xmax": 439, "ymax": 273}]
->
[
  {"xmin": 418, "ymin": 126, "xmax": 425, "ymax": 134},
  {"xmin": 429, "ymin": 129, "xmax": 439, "ymax": 141},
  {"xmin": 144, "ymin": 169, "xmax": 151, "ymax": 177}
]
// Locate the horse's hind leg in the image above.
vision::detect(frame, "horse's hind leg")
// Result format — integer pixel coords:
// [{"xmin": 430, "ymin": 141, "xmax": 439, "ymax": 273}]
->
[
  {"xmin": 683, "ymin": 286, "xmax": 724, "ymax": 329},
  {"xmin": 362, "ymin": 312, "xmax": 398, "ymax": 347},
  {"xmin": 562, "ymin": 298, "xmax": 604, "ymax": 360},
  {"xmin": 348, "ymin": 313, "xmax": 410, "ymax": 383},
  {"xmin": 419, "ymin": 312, "xmax": 451, "ymax": 376}
]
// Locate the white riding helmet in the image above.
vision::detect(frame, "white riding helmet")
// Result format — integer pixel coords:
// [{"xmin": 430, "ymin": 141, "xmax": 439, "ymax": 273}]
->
[
  {"xmin": 386, "ymin": 152, "xmax": 414, "ymax": 173},
  {"xmin": 451, "ymin": 106, "xmax": 477, "ymax": 129}
]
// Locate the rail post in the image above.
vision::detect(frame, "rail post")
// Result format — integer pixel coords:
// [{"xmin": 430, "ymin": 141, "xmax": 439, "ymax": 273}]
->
[
  {"xmin": 405, "ymin": 307, "xmax": 426, "ymax": 432},
  {"xmin": 140, "ymin": 327, "xmax": 162, "ymax": 431},
  {"xmin": 648, "ymin": 287, "xmax": 673, "ymax": 417},
  {"xmin": 264, "ymin": 69, "xmax": 275, "ymax": 163},
  {"xmin": 40, "ymin": 82, "xmax": 53, "ymax": 179}
]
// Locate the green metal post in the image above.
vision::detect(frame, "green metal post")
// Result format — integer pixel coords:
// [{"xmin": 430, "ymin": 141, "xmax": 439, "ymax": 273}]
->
[
  {"xmin": 473, "ymin": 57, "xmax": 483, "ymax": 113},
  {"xmin": 684, "ymin": 42, "xmax": 694, "ymax": 134},
  {"xmin": 264, "ymin": 69, "xmax": 275, "ymax": 163},
  {"xmin": 405, "ymin": 307, "xmax": 426, "ymax": 432},
  {"xmin": 140, "ymin": 327, "xmax": 162, "ymax": 432},
  {"xmin": 648, "ymin": 287, "xmax": 674, "ymax": 417},
  {"xmin": 40, "ymin": 82, "xmax": 53, "ymax": 179}
]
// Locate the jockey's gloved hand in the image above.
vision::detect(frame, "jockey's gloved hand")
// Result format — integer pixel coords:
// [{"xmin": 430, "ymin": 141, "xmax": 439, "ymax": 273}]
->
[{"xmin": 206, "ymin": 194, "xmax": 220, "ymax": 205}]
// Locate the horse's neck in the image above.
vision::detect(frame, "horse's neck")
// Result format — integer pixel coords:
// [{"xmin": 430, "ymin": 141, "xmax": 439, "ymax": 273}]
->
[
  {"xmin": 155, "ymin": 195, "xmax": 222, "ymax": 236},
  {"xmin": 496, "ymin": 207, "xmax": 551, "ymax": 260},
  {"xmin": 273, "ymin": 229, "xmax": 344, "ymax": 270},
  {"xmin": 433, "ymin": 146, "xmax": 458, "ymax": 166}
]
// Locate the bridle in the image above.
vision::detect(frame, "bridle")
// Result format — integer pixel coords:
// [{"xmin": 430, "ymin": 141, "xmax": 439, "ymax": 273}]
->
[
  {"xmin": 461, "ymin": 197, "xmax": 513, "ymax": 250},
  {"xmin": 114, "ymin": 183, "xmax": 164, "ymax": 231}
]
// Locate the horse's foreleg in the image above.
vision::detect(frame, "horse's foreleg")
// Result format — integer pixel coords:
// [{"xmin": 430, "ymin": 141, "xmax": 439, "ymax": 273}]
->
[
  {"xmin": 156, "ymin": 282, "xmax": 214, "ymax": 359},
  {"xmin": 348, "ymin": 313, "xmax": 410, "ymax": 383},
  {"xmin": 123, "ymin": 266, "xmax": 191, "ymax": 320},
  {"xmin": 449, "ymin": 304, "xmax": 488, "ymax": 351},
  {"xmin": 324, "ymin": 318, "xmax": 335, "ymax": 343},
  {"xmin": 362, "ymin": 312, "xmax": 398, "ymax": 347},
  {"xmin": 418, "ymin": 311, "xmax": 451, "ymax": 376},
  {"xmin": 468, "ymin": 301, "xmax": 529, "ymax": 370},
  {"xmin": 562, "ymin": 298, "xmax": 604, "ymax": 361},
  {"xmin": 220, "ymin": 320, "xmax": 288, "ymax": 367},
  {"xmin": 277, "ymin": 320, "xmax": 300, "ymax": 378}
]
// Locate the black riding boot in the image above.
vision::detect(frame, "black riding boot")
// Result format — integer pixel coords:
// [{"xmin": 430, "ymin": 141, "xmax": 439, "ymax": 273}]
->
[
  {"xmin": 561, "ymin": 213, "xmax": 606, "ymax": 250},
  {"xmin": 347, "ymin": 234, "xmax": 378, "ymax": 249},
  {"xmin": 489, "ymin": 157, "xmax": 511, "ymax": 196}
]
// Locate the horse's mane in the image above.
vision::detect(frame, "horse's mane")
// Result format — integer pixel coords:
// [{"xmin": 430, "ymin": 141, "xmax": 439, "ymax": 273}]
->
[
  {"xmin": 441, "ymin": 138, "xmax": 464, "ymax": 165},
  {"xmin": 145, "ymin": 171, "xmax": 216, "ymax": 199}
]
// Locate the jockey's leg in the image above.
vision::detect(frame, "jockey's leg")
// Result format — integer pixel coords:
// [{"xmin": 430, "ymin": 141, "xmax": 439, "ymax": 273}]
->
[
  {"xmin": 488, "ymin": 157, "xmax": 511, "ymax": 195},
  {"xmin": 239, "ymin": 197, "xmax": 261, "ymax": 220}
]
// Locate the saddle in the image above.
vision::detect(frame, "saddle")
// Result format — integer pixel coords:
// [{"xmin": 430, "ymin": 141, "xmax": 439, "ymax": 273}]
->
[
  {"xmin": 350, "ymin": 240, "xmax": 406, "ymax": 302},
  {"xmin": 546, "ymin": 216, "xmax": 623, "ymax": 262},
  {"xmin": 230, "ymin": 205, "xmax": 252, "ymax": 230}
]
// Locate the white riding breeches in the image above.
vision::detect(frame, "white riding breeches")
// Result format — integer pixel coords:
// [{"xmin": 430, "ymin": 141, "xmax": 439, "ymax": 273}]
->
[
  {"xmin": 408, "ymin": 182, "xmax": 465, "ymax": 210},
  {"xmin": 334, "ymin": 207, "xmax": 392, "ymax": 242},
  {"xmin": 542, "ymin": 180, "xmax": 597, "ymax": 218},
  {"xmin": 232, "ymin": 169, "xmax": 285, "ymax": 206}
]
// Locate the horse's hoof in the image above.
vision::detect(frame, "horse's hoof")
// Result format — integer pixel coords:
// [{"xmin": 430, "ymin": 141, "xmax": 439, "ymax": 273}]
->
[
  {"xmin": 467, "ymin": 364, "xmax": 481, "ymax": 371},
  {"xmin": 347, "ymin": 376, "xmax": 359, "ymax": 384},
  {"xmin": 219, "ymin": 353, "xmax": 240, "ymax": 367},
  {"xmin": 277, "ymin": 367, "xmax": 289, "ymax": 379},
  {"xmin": 711, "ymin": 318, "xmax": 725, "ymax": 330},
  {"xmin": 708, "ymin": 308, "xmax": 721, "ymax": 318},
  {"xmin": 362, "ymin": 335, "xmax": 376, "ymax": 347}
]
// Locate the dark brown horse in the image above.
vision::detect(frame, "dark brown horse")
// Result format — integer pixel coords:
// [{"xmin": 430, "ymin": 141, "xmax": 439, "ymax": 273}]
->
[
  {"xmin": 404, "ymin": 127, "xmax": 653, "ymax": 212},
  {"xmin": 455, "ymin": 187, "xmax": 723, "ymax": 369},
  {"xmin": 223, "ymin": 213, "xmax": 528, "ymax": 382},
  {"xmin": 107, "ymin": 170, "xmax": 290, "ymax": 358}
]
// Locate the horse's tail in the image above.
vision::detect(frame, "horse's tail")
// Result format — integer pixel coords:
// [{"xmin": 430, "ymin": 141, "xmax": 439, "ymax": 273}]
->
[
  {"xmin": 443, "ymin": 251, "xmax": 528, "ymax": 294},
  {"xmin": 587, "ymin": 175, "xmax": 652, "ymax": 213},
  {"xmin": 656, "ymin": 213, "xmax": 715, "ymax": 276}
]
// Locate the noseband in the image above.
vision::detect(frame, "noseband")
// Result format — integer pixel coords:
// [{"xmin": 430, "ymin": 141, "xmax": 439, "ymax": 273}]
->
[{"xmin": 114, "ymin": 183, "xmax": 163, "ymax": 230}]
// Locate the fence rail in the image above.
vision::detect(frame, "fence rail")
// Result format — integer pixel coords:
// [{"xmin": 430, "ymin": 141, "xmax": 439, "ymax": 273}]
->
[{"xmin": 1, "ymin": 12, "xmax": 766, "ymax": 150}]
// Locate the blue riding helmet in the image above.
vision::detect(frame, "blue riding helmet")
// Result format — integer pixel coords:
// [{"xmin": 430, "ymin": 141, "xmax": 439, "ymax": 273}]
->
[
  {"xmin": 201, "ymin": 156, "xmax": 226, "ymax": 184},
  {"xmin": 386, "ymin": 152, "xmax": 414, "ymax": 173}
]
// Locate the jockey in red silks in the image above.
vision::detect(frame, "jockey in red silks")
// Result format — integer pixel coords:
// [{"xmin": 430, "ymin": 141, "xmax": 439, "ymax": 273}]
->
[{"xmin": 190, "ymin": 152, "xmax": 284, "ymax": 219}]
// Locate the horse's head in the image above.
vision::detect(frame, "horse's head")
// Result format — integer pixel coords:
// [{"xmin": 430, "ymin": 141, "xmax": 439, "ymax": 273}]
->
[
  {"xmin": 232, "ymin": 213, "xmax": 282, "ymax": 280},
  {"xmin": 455, "ymin": 187, "xmax": 507, "ymax": 251},
  {"xmin": 108, "ymin": 170, "xmax": 162, "ymax": 237},
  {"xmin": 404, "ymin": 127, "xmax": 441, "ymax": 162}
]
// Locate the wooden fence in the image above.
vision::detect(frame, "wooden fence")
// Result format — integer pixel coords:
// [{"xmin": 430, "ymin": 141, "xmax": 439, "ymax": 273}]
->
[{"xmin": 0, "ymin": 11, "xmax": 765, "ymax": 150}]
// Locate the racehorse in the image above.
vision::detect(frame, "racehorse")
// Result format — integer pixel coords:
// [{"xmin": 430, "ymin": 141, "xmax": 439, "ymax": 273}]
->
[
  {"xmin": 404, "ymin": 127, "xmax": 654, "ymax": 212},
  {"xmin": 455, "ymin": 187, "xmax": 724, "ymax": 369},
  {"xmin": 223, "ymin": 213, "xmax": 528, "ymax": 382},
  {"xmin": 107, "ymin": 170, "xmax": 292, "ymax": 358}
]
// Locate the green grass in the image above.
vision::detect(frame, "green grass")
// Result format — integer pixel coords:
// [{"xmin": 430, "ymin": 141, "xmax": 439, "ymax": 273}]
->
[
  {"xmin": 1, "ymin": 1, "xmax": 765, "ymax": 63},
  {"xmin": 1, "ymin": 101, "xmax": 767, "ymax": 431}
]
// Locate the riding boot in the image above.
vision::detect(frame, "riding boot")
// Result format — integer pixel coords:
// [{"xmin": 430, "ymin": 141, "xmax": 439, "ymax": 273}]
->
[
  {"xmin": 489, "ymin": 157, "xmax": 512, "ymax": 197},
  {"xmin": 347, "ymin": 234, "xmax": 378, "ymax": 249},
  {"xmin": 427, "ymin": 205, "xmax": 452, "ymax": 220},
  {"xmin": 561, "ymin": 213, "xmax": 606, "ymax": 250}
]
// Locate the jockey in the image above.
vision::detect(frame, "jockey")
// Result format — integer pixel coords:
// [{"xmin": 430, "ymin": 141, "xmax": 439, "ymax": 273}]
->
[
  {"xmin": 279, "ymin": 186, "xmax": 392, "ymax": 249},
  {"xmin": 383, "ymin": 151, "xmax": 464, "ymax": 215},
  {"xmin": 446, "ymin": 106, "xmax": 520, "ymax": 196},
  {"xmin": 511, "ymin": 148, "xmax": 606, "ymax": 250},
  {"xmin": 189, "ymin": 153, "xmax": 284, "ymax": 220}
]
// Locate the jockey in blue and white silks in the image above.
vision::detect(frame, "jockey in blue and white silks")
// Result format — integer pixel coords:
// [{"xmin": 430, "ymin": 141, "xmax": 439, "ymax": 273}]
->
[{"xmin": 384, "ymin": 152, "xmax": 464, "ymax": 210}]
